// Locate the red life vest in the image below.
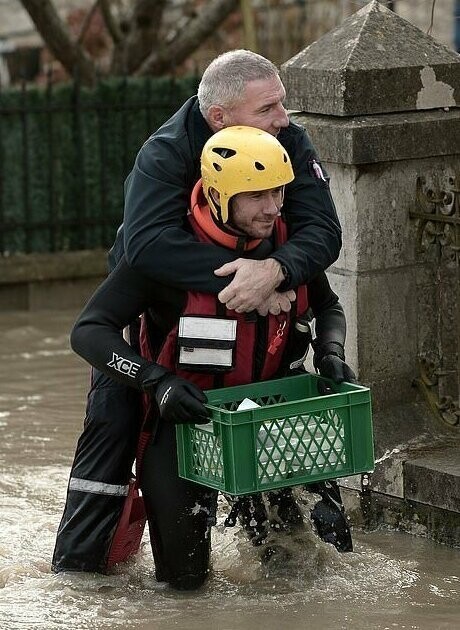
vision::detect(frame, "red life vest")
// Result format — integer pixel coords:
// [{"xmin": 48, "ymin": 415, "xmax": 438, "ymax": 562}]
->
[{"xmin": 151, "ymin": 180, "xmax": 308, "ymax": 389}]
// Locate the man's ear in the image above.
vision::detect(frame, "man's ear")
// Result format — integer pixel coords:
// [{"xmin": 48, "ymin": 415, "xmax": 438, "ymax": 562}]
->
[{"xmin": 207, "ymin": 105, "xmax": 226, "ymax": 131}]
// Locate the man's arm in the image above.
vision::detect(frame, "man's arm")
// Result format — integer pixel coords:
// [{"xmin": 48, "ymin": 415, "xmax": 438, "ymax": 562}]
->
[
  {"xmin": 309, "ymin": 273, "xmax": 356, "ymax": 383},
  {"xmin": 71, "ymin": 258, "xmax": 209, "ymax": 424},
  {"xmin": 260, "ymin": 124, "xmax": 342, "ymax": 290},
  {"xmin": 70, "ymin": 259, "xmax": 160, "ymax": 383},
  {"xmin": 123, "ymin": 135, "xmax": 236, "ymax": 294}
]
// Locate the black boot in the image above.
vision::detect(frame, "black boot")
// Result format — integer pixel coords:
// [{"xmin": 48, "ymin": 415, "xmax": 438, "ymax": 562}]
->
[
  {"xmin": 224, "ymin": 494, "xmax": 269, "ymax": 546},
  {"xmin": 308, "ymin": 480, "xmax": 353, "ymax": 552},
  {"xmin": 266, "ymin": 488, "xmax": 303, "ymax": 531}
]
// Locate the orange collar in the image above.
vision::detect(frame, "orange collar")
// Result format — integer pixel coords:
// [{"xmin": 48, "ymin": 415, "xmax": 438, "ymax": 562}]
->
[{"xmin": 190, "ymin": 179, "xmax": 262, "ymax": 251}]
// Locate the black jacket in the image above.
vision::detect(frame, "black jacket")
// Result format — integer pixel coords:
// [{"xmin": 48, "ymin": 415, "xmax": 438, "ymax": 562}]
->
[{"xmin": 109, "ymin": 97, "xmax": 342, "ymax": 292}]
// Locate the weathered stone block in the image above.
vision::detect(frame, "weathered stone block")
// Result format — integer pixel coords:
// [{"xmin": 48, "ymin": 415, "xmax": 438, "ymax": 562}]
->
[
  {"xmin": 282, "ymin": 1, "xmax": 460, "ymax": 116},
  {"xmin": 281, "ymin": 0, "xmax": 460, "ymax": 538},
  {"xmin": 296, "ymin": 110, "xmax": 460, "ymax": 165},
  {"xmin": 404, "ymin": 447, "xmax": 460, "ymax": 511},
  {"xmin": 356, "ymin": 269, "xmax": 418, "ymax": 401},
  {"xmin": 323, "ymin": 157, "xmax": 460, "ymax": 274},
  {"xmin": 367, "ymin": 491, "xmax": 460, "ymax": 546},
  {"xmin": 328, "ymin": 266, "xmax": 420, "ymax": 408},
  {"xmin": 325, "ymin": 164, "xmax": 359, "ymax": 272},
  {"xmin": 326, "ymin": 270, "xmax": 358, "ymax": 370}
]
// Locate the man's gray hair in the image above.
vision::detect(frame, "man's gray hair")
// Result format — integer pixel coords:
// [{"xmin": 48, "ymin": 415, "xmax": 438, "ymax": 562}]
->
[{"xmin": 198, "ymin": 49, "xmax": 279, "ymax": 118}]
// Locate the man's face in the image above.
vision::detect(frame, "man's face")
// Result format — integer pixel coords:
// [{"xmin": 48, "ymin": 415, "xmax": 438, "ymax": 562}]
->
[
  {"xmin": 229, "ymin": 187, "xmax": 284, "ymax": 238},
  {"xmin": 222, "ymin": 76, "xmax": 289, "ymax": 136}
]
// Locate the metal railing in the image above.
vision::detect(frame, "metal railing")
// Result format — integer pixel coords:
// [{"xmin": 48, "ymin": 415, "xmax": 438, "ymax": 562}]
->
[{"xmin": 0, "ymin": 73, "xmax": 199, "ymax": 255}]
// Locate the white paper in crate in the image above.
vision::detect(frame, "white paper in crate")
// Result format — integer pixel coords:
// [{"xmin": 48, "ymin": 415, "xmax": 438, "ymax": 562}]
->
[
  {"xmin": 178, "ymin": 316, "xmax": 237, "ymax": 369},
  {"xmin": 237, "ymin": 398, "xmax": 261, "ymax": 410}
]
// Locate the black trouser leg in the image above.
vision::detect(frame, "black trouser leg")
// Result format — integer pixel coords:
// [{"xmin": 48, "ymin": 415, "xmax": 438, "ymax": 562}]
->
[
  {"xmin": 140, "ymin": 419, "xmax": 218, "ymax": 590},
  {"xmin": 52, "ymin": 369, "xmax": 142, "ymax": 572},
  {"xmin": 307, "ymin": 479, "xmax": 353, "ymax": 551},
  {"xmin": 234, "ymin": 494, "xmax": 270, "ymax": 545},
  {"xmin": 266, "ymin": 488, "xmax": 304, "ymax": 529},
  {"xmin": 225, "ymin": 487, "xmax": 304, "ymax": 544}
]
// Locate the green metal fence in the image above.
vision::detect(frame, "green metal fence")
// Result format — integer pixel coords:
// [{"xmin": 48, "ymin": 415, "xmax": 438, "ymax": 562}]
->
[{"xmin": 0, "ymin": 75, "xmax": 199, "ymax": 255}]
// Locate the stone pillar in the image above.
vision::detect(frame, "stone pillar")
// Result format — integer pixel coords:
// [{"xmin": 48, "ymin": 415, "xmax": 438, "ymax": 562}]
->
[{"xmin": 281, "ymin": 1, "xmax": 460, "ymax": 419}]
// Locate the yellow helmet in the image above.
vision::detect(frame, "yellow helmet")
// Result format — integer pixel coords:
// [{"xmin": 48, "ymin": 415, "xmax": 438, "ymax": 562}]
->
[{"xmin": 201, "ymin": 126, "xmax": 294, "ymax": 224}]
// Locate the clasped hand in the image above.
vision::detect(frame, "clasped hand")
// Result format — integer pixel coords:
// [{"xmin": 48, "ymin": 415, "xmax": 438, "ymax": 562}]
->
[{"xmin": 214, "ymin": 258, "xmax": 295, "ymax": 315}]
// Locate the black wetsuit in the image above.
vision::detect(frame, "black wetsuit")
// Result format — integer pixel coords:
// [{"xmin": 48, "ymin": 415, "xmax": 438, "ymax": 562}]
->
[{"xmin": 52, "ymin": 97, "xmax": 343, "ymax": 575}]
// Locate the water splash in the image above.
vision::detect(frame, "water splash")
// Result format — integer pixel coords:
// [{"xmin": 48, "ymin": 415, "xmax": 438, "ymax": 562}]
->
[{"xmin": 375, "ymin": 447, "xmax": 402, "ymax": 464}]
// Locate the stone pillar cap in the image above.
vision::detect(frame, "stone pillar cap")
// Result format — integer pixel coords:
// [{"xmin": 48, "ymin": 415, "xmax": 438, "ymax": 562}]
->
[{"xmin": 281, "ymin": 0, "xmax": 460, "ymax": 116}]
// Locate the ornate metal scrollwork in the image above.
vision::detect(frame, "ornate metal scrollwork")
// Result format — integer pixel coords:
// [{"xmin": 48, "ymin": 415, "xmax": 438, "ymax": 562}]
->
[
  {"xmin": 413, "ymin": 358, "xmax": 460, "ymax": 427},
  {"xmin": 410, "ymin": 176, "xmax": 460, "ymax": 261},
  {"xmin": 410, "ymin": 176, "xmax": 459, "ymax": 428}
]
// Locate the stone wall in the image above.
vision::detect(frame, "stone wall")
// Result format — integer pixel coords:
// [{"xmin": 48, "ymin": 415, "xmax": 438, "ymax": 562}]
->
[
  {"xmin": 284, "ymin": 1, "xmax": 460, "ymax": 542},
  {"xmin": 0, "ymin": 250, "xmax": 107, "ymax": 311},
  {"xmin": 283, "ymin": 1, "xmax": 460, "ymax": 411}
]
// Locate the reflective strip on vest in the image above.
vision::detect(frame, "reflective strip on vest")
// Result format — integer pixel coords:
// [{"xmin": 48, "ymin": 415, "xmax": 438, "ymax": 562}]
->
[{"xmin": 69, "ymin": 477, "xmax": 129, "ymax": 496}]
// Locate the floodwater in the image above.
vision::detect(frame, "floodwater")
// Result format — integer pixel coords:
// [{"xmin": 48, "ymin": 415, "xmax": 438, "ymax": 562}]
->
[{"xmin": 0, "ymin": 310, "xmax": 459, "ymax": 630}]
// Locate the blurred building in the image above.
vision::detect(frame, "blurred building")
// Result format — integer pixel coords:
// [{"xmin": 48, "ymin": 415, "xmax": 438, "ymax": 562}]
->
[
  {"xmin": 0, "ymin": 0, "xmax": 457, "ymax": 86},
  {"xmin": 0, "ymin": 0, "xmax": 95, "ymax": 83}
]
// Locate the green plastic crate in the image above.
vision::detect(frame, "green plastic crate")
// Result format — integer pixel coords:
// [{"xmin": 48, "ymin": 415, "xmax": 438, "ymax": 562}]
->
[{"xmin": 176, "ymin": 373, "xmax": 374, "ymax": 496}]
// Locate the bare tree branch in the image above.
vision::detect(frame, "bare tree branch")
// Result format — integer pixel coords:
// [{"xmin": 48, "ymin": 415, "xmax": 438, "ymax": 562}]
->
[
  {"xmin": 111, "ymin": 0, "xmax": 168, "ymax": 75},
  {"xmin": 134, "ymin": 0, "xmax": 239, "ymax": 77},
  {"xmin": 20, "ymin": 0, "xmax": 97, "ymax": 85},
  {"xmin": 76, "ymin": 0, "xmax": 100, "ymax": 46},
  {"xmin": 99, "ymin": 0, "xmax": 123, "ymax": 45},
  {"xmin": 20, "ymin": 0, "xmax": 241, "ymax": 81},
  {"xmin": 240, "ymin": 0, "xmax": 257, "ymax": 51}
]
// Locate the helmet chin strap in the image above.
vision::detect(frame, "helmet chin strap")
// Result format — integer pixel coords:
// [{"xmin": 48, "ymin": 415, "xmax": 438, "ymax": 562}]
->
[
  {"xmin": 218, "ymin": 213, "xmax": 247, "ymax": 239},
  {"xmin": 225, "ymin": 209, "xmax": 246, "ymax": 236},
  {"xmin": 209, "ymin": 188, "xmax": 224, "ymax": 224},
  {"xmin": 211, "ymin": 192, "xmax": 245, "ymax": 236}
]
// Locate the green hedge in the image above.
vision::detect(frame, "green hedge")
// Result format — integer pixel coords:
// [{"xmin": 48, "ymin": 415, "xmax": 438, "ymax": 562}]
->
[{"xmin": 0, "ymin": 75, "xmax": 199, "ymax": 254}]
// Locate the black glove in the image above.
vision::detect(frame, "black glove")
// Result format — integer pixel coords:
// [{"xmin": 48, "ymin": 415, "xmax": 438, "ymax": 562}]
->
[
  {"xmin": 313, "ymin": 341, "xmax": 357, "ymax": 384},
  {"xmin": 137, "ymin": 364, "xmax": 209, "ymax": 424},
  {"xmin": 317, "ymin": 354, "xmax": 357, "ymax": 384}
]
